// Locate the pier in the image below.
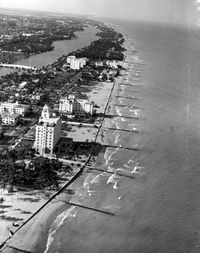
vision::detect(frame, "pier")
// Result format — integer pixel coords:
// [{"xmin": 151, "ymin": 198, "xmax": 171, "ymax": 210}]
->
[
  {"xmin": 103, "ymin": 144, "xmax": 139, "ymax": 151},
  {"xmin": 5, "ymin": 245, "xmax": 33, "ymax": 253},
  {"xmin": 56, "ymin": 199, "xmax": 115, "ymax": 216},
  {"xmin": 117, "ymin": 89, "xmax": 138, "ymax": 93},
  {"xmin": 119, "ymin": 83, "xmax": 135, "ymax": 87},
  {"xmin": 85, "ymin": 166, "xmax": 136, "ymax": 179},
  {"xmin": 111, "ymin": 104, "xmax": 139, "ymax": 109},
  {"xmin": 119, "ymin": 83, "xmax": 141, "ymax": 87},
  {"xmin": 114, "ymin": 95, "xmax": 138, "ymax": 100},
  {"xmin": 108, "ymin": 114, "xmax": 139, "ymax": 120},
  {"xmin": 103, "ymin": 127, "xmax": 139, "ymax": 133}
]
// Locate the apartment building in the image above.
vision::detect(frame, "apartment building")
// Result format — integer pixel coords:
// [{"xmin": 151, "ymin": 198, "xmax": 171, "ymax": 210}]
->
[
  {"xmin": 0, "ymin": 101, "xmax": 29, "ymax": 116},
  {"xmin": 66, "ymin": 55, "xmax": 87, "ymax": 70},
  {"xmin": 59, "ymin": 95, "xmax": 94, "ymax": 115},
  {"xmin": 1, "ymin": 113, "xmax": 19, "ymax": 126}
]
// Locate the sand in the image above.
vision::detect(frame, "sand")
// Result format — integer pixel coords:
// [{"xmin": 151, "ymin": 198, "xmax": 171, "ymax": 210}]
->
[{"xmin": 2, "ymin": 201, "xmax": 66, "ymax": 252}]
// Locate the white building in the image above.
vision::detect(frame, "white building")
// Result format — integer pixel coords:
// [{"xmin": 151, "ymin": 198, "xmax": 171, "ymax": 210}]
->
[
  {"xmin": 106, "ymin": 60, "xmax": 118, "ymax": 69},
  {"xmin": 67, "ymin": 55, "xmax": 76, "ymax": 64},
  {"xmin": 67, "ymin": 56, "xmax": 87, "ymax": 70},
  {"xmin": 1, "ymin": 113, "xmax": 19, "ymax": 126},
  {"xmin": 79, "ymin": 58, "xmax": 87, "ymax": 68},
  {"xmin": 34, "ymin": 105, "xmax": 61, "ymax": 155},
  {"xmin": 0, "ymin": 102, "xmax": 29, "ymax": 116},
  {"xmin": 59, "ymin": 95, "xmax": 94, "ymax": 115},
  {"xmin": 94, "ymin": 60, "xmax": 119, "ymax": 69},
  {"xmin": 19, "ymin": 81, "xmax": 27, "ymax": 89},
  {"xmin": 31, "ymin": 94, "xmax": 41, "ymax": 101}
]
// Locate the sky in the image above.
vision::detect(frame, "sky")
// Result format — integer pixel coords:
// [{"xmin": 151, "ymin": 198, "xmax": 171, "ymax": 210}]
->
[{"xmin": 0, "ymin": 0, "xmax": 199, "ymax": 26}]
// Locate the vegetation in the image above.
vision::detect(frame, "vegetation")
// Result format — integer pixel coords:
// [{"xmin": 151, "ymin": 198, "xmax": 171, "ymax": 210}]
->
[
  {"xmin": 0, "ymin": 12, "xmax": 85, "ymax": 63},
  {"xmin": 73, "ymin": 25, "xmax": 125, "ymax": 61},
  {"xmin": 0, "ymin": 149, "xmax": 62, "ymax": 189}
]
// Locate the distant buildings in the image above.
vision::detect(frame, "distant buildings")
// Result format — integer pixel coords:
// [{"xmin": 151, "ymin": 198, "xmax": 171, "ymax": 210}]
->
[
  {"xmin": 31, "ymin": 94, "xmax": 41, "ymax": 101},
  {"xmin": 0, "ymin": 102, "xmax": 29, "ymax": 125},
  {"xmin": 67, "ymin": 55, "xmax": 87, "ymax": 70},
  {"xmin": 59, "ymin": 95, "xmax": 94, "ymax": 116},
  {"xmin": 94, "ymin": 60, "xmax": 118, "ymax": 69},
  {"xmin": 106, "ymin": 60, "xmax": 118, "ymax": 69},
  {"xmin": 34, "ymin": 105, "xmax": 61, "ymax": 155},
  {"xmin": 1, "ymin": 113, "xmax": 19, "ymax": 126},
  {"xmin": 0, "ymin": 102, "xmax": 29, "ymax": 116}
]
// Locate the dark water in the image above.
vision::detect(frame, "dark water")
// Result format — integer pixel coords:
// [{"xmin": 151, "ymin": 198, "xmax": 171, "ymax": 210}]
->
[
  {"xmin": 42, "ymin": 20, "xmax": 200, "ymax": 253},
  {"xmin": 112, "ymin": 21, "xmax": 200, "ymax": 253}
]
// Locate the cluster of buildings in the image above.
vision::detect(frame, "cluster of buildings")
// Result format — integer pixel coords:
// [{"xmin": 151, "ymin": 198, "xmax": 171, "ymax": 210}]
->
[
  {"xmin": 0, "ymin": 93, "xmax": 94, "ymax": 154},
  {"xmin": 0, "ymin": 101, "xmax": 29, "ymax": 126},
  {"xmin": 59, "ymin": 95, "xmax": 94, "ymax": 116},
  {"xmin": 66, "ymin": 55, "xmax": 87, "ymax": 70},
  {"xmin": 34, "ymin": 94, "xmax": 94, "ymax": 155},
  {"xmin": 94, "ymin": 60, "xmax": 119, "ymax": 69}
]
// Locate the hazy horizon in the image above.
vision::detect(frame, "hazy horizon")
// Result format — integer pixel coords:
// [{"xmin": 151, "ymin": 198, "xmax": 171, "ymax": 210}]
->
[{"xmin": 0, "ymin": 0, "xmax": 200, "ymax": 27}]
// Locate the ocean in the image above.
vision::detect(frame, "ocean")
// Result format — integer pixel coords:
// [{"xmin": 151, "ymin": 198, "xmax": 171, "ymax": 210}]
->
[{"xmin": 41, "ymin": 17, "xmax": 200, "ymax": 253}]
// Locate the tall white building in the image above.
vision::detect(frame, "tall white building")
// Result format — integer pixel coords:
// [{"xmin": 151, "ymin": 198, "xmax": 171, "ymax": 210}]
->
[
  {"xmin": 66, "ymin": 56, "xmax": 87, "ymax": 70},
  {"xmin": 67, "ymin": 55, "xmax": 76, "ymax": 64},
  {"xmin": 59, "ymin": 95, "xmax": 94, "ymax": 116},
  {"xmin": 34, "ymin": 105, "xmax": 61, "ymax": 155}
]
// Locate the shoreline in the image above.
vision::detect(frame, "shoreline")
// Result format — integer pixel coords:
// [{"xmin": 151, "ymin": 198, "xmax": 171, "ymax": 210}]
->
[
  {"xmin": 3, "ymin": 201, "xmax": 66, "ymax": 253},
  {"xmin": 1, "ymin": 20, "xmax": 134, "ymax": 253}
]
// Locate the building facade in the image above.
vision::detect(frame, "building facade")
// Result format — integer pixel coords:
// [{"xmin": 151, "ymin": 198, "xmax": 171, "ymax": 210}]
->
[
  {"xmin": 34, "ymin": 105, "xmax": 61, "ymax": 155},
  {"xmin": 67, "ymin": 56, "xmax": 87, "ymax": 70},
  {"xmin": 1, "ymin": 113, "xmax": 19, "ymax": 126},
  {"xmin": 0, "ymin": 102, "xmax": 29, "ymax": 116},
  {"xmin": 59, "ymin": 95, "xmax": 94, "ymax": 115}
]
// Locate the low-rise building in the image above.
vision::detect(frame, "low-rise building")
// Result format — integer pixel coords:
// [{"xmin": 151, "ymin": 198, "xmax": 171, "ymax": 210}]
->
[
  {"xmin": 34, "ymin": 105, "xmax": 61, "ymax": 155},
  {"xmin": 67, "ymin": 55, "xmax": 76, "ymax": 64},
  {"xmin": 106, "ymin": 60, "xmax": 118, "ymax": 69},
  {"xmin": 94, "ymin": 60, "xmax": 119, "ymax": 69},
  {"xmin": 0, "ymin": 102, "xmax": 29, "ymax": 116},
  {"xmin": 59, "ymin": 95, "xmax": 94, "ymax": 115},
  {"xmin": 1, "ymin": 113, "xmax": 20, "ymax": 126},
  {"xmin": 31, "ymin": 94, "xmax": 41, "ymax": 101}
]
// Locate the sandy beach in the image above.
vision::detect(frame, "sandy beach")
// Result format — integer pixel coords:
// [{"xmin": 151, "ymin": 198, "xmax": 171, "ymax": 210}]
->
[{"xmin": 3, "ymin": 201, "xmax": 66, "ymax": 253}]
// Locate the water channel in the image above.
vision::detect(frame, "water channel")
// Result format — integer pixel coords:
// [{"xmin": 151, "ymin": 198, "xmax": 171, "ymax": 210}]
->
[{"xmin": 0, "ymin": 25, "xmax": 98, "ymax": 77}]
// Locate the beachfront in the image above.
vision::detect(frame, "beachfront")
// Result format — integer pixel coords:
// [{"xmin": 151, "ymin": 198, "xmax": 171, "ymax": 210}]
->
[{"xmin": 0, "ymin": 23, "xmax": 142, "ymax": 252}]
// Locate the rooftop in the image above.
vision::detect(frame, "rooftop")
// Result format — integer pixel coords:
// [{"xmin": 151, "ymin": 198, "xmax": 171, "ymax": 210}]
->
[{"xmin": 1, "ymin": 112, "xmax": 19, "ymax": 119}]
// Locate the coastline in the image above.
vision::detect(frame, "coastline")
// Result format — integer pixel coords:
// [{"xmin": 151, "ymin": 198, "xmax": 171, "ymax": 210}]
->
[
  {"xmin": 3, "ymin": 201, "xmax": 66, "ymax": 253},
  {"xmin": 1, "ymin": 20, "xmax": 133, "ymax": 253}
]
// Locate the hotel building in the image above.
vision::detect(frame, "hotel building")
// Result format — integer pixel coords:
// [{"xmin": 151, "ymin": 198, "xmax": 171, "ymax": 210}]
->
[
  {"xmin": 34, "ymin": 105, "xmax": 61, "ymax": 155},
  {"xmin": 59, "ymin": 95, "xmax": 94, "ymax": 115},
  {"xmin": 66, "ymin": 56, "xmax": 87, "ymax": 70}
]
